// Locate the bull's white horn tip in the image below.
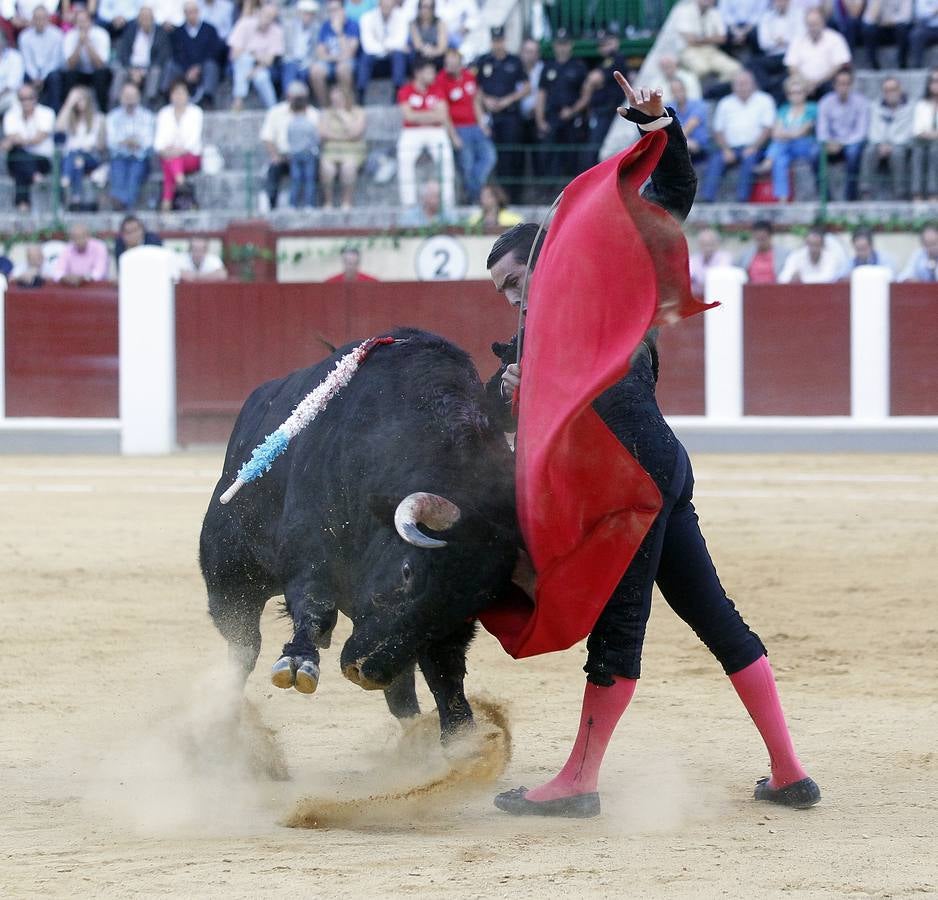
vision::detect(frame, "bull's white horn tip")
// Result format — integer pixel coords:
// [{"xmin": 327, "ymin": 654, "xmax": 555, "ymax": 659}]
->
[{"xmin": 219, "ymin": 479, "xmax": 245, "ymax": 504}]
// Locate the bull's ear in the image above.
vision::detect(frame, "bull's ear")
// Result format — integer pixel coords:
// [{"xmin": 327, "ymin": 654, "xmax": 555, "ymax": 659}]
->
[{"xmin": 367, "ymin": 493, "xmax": 398, "ymax": 524}]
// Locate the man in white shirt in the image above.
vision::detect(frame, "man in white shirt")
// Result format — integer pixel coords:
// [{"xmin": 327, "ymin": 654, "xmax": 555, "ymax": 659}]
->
[
  {"xmin": 178, "ymin": 236, "xmax": 227, "ymax": 280},
  {"xmin": 59, "ymin": 6, "xmax": 111, "ymax": 111},
  {"xmin": 784, "ymin": 8, "xmax": 851, "ymax": 99},
  {"xmin": 0, "ymin": 29, "xmax": 24, "ymax": 115},
  {"xmin": 259, "ymin": 79, "xmax": 320, "ymax": 209},
  {"xmin": 751, "ymin": 0, "xmax": 804, "ymax": 101},
  {"xmin": 673, "ymin": 0, "xmax": 742, "ymax": 82},
  {"xmin": 0, "ymin": 83, "xmax": 54, "ymax": 210},
  {"xmin": 18, "ymin": 5, "xmax": 64, "ymax": 110},
  {"xmin": 700, "ymin": 68, "xmax": 776, "ymax": 201},
  {"xmin": 357, "ymin": 0, "xmax": 407, "ymax": 97},
  {"xmin": 778, "ymin": 226, "xmax": 846, "ymax": 283}
]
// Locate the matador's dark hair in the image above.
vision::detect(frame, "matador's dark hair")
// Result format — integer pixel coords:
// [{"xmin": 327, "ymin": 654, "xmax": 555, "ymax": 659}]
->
[{"xmin": 486, "ymin": 222, "xmax": 547, "ymax": 271}]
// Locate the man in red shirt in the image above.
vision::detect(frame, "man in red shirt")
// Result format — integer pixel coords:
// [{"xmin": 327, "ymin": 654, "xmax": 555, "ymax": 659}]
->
[
  {"xmin": 435, "ymin": 47, "xmax": 497, "ymax": 203},
  {"xmin": 324, "ymin": 244, "xmax": 379, "ymax": 282},
  {"xmin": 396, "ymin": 56, "xmax": 456, "ymax": 213}
]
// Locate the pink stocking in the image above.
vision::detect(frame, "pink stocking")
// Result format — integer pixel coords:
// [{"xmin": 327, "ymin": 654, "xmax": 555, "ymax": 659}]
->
[{"xmin": 525, "ymin": 677, "xmax": 636, "ymax": 802}]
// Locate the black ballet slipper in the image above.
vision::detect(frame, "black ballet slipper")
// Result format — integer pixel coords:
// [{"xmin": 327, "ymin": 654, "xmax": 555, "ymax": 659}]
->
[
  {"xmin": 754, "ymin": 776, "xmax": 821, "ymax": 809},
  {"xmin": 493, "ymin": 786, "xmax": 601, "ymax": 818}
]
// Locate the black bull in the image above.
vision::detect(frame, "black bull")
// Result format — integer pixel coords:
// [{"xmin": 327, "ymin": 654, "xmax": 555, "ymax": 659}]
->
[{"xmin": 200, "ymin": 328, "xmax": 519, "ymax": 737}]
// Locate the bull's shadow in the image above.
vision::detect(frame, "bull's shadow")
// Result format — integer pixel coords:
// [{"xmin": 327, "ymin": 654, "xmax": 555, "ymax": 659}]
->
[{"xmin": 200, "ymin": 328, "xmax": 520, "ymax": 740}]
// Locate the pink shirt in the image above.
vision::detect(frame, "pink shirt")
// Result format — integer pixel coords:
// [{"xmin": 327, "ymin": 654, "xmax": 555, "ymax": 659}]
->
[
  {"xmin": 227, "ymin": 15, "xmax": 285, "ymax": 61},
  {"xmin": 54, "ymin": 238, "xmax": 110, "ymax": 281}
]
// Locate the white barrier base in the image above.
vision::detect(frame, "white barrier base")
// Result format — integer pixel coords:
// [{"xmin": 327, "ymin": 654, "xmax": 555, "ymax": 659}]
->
[{"xmin": 0, "ymin": 418, "xmax": 121, "ymax": 453}]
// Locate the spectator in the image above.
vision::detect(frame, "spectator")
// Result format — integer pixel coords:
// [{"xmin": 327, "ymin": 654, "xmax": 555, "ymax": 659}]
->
[
  {"xmin": 765, "ymin": 76, "xmax": 817, "ymax": 202},
  {"xmin": 279, "ymin": 0, "xmax": 318, "ymax": 96},
  {"xmin": 19, "ymin": 6, "xmax": 64, "ymax": 111},
  {"xmin": 399, "ymin": 177, "xmax": 455, "ymax": 225},
  {"xmin": 718, "ymin": 0, "xmax": 766, "ymax": 54},
  {"xmin": 228, "ymin": 1, "xmax": 283, "ymax": 111},
  {"xmin": 284, "ymin": 79, "xmax": 318, "ymax": 208},
  {"xmin": 831, "ymin": 0, "xmax": 865, "ymax": 52},
  {"xmin": 53, "ymin": 222, "xmax": 109, "ymax": 284},
  {"xmin": 418, "ymin": 0, "xmax": 477, "ymax": 52},
  {"xmin": 689, "ymin": 227, "xmax": 733, "ymax": 294},
  {"xmin": 466, "ymin": 181, "xmax": 521, "ymax": 227},
  {"xmin": 114, "ymin": 212, "xmax": 161, "ymax": 258},
  {"xmin": 778, "ymin": 225, "xmax": 846, "ymax": 282},
  {"xmin": 534, "ymin": 29, "xmax": 588, "ymax": 183},
  {"xmin": 669, "ymin": 75, "xmax": 709, "ymax": 161},
  {"xmin": 751, "ymin": 0, "xmax": 804, "ymax": 102},
  {"xmin": 657, "ymin": 53, "xmax": 702, "ymax": 103},
  {"xmin": 899, "ymin": 222, "xmax": 938, "ymax": 280},
  {"xmin": 154, "ymin": 77, "xmax": 201, "ymax": 210},
  {"xmin": 396, "ymin": 55, "xmax": 455, "ymax": 213},
  {"xmin": 10, "ymin": 242, "xmax": 51, "ymax": 286},
  {"xmin": 0, "ymin": 28, "xmax": 24, "ymax": 115},
  {"xmin": 435, "ymin": 46, "xmax": 494, "ymax": 203},
  {"xmin": 672, "ymin": 0, "xmax": 741, "ymax": 86},
  {"xmin": 357, "ymin": 0, "xmax": 407, "ymax": 98},
  {"xmin": 56, "ymin": 85, "xmax": 104, "ymax": 209},
  {"xmin": 909, "ymin": 0, "xmax": 938, "ymax": 66},
  {"xmin": 784, "ymin": 9, "xmax": 851, "ymax": 101},
  {"xmin": 110, "ymin": 5, "xmax": 169, "ymax": 109},
  {"xmin": 96, "ymin": 0, "xmax": 142, "ymax": 38},
  {"xmin": 580, "ymin": 26, "xmax": 627, "ymax": 169},
  {"xmin": 910, "ymin": 68, "xmax": 938, "ymax": 202},
  {"xmin": 178, "ymin": 235, "xmax": 227, "ymax": 279},
  {"xmin": 408, "ymin": 0, "xmax": 447, "ymax": 70},
  {"xmin": 259, "ymin": 78, "xmax": 320, "ymax": 209},
  {"xmin": 476, "ymin": 25, "xmax": 527, "ymax": 201},
  {"xmin": 861, "ymin": 0, "xmax": 912, "ymax": 69},
  {"xmin": 700, "ymin": 68, "xmax": 776, "ymax": 202},
  {"xmin": 198, "ymin": 0, "xmax": 233, "ymax": 43},
  {"xmin": 151, "ymin": 0, "xmax": 186, "ymax": 29},
  {"xmin": 817, "ymin": 68, "xmax": 869, "ymax": 202},
  {"xmin": 319, "ymin": 81, "xmax": 364, "ymax": 209},
  {"xmin": 325, "ymin": 242, "xmax": 378, "ymax": 281},
  {"xmin": 737, "ymin": 219, "xmax": 788, "ymax": 282},
  {"xmin": 344, "ymin": 0, "xmax": 376, "ymax": 24},
  {"xmin": 1, "ymin": 83, "xmax": 54, "ymax": 211},
  {"xmin": 163, "ymin": 1, "xmax": 221, "ymax": 107},
  {"xmin": 309, "ymin": 0, "xmax": 358, "ymax": 108},
  {"xmin": 860, "ymin": 76, "xmax": 913, "ymax": 200},
  {"xmin": 106, "ymin": 81, "xmax": 154, "ymax": 209},
  {"xmin": 846, "ymin": 227, "xmax": 897, "ymax": 277},
  {"xmin": 60, "ymin": 6, "xmax": 111, "ymax": 113}
]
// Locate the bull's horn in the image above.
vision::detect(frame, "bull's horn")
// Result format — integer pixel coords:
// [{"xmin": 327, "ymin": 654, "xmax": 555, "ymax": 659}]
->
[{"xmin": 394, "ymin": 492, "xmax": 461, "ymax": 549}]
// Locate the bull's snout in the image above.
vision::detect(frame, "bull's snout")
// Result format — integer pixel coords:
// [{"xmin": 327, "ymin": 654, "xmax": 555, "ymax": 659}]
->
[{"xmin": 342, "ymin": 662, "xmax": 388, "ymax": 691}]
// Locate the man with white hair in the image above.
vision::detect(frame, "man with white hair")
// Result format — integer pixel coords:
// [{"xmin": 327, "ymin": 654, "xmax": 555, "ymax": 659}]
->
[
  {"xmin": 110, "ymin": 5, "xmax": 170, "ymax": 108},
  {"xmin": 700, "ymin": 68, "xmax": 776, "ymax": 201},
  {"xmin": 164, "ymin": 0, "xmax": 222, "ymax": 107},
  {"xmin": 784, "ymin": 8, "xmax": 851, "ymax": 99}
]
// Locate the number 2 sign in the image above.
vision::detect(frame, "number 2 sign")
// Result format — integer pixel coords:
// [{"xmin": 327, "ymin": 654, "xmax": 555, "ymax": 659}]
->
[{"xmin": 415, "ymin": 235, "xmax": 469, "ymax": 281}]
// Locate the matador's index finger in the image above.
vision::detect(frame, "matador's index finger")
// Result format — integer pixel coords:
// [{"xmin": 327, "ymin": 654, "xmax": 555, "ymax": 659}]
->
[{"xmin": 613, "ymin": 70, "xmax": 637, "ymax": 105}]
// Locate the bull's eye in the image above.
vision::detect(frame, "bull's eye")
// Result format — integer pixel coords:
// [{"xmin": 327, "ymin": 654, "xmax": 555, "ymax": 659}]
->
[{"xmin": 401, "ymin": 560, "xmax": 413, "ymax": 583}]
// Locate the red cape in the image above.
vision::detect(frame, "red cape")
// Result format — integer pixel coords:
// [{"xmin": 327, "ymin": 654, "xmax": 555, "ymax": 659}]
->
[{"xmin": 479, "ymin": 131, "xmax": 714, "ymax": 659}]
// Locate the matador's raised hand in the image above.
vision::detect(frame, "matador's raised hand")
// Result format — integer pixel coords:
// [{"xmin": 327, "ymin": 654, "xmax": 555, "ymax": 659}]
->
[{"xmin": 614, "ymin": 71, "xmax": 666, "ymax": 120}]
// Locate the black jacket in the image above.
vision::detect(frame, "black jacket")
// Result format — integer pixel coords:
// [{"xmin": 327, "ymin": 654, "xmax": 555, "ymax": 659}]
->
[{"xmin": 115, "ymin": 22, "xmax": 171, "ymax": 69}]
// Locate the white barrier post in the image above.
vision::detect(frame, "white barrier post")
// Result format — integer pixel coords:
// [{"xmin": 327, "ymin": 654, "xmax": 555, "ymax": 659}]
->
[
  {"xmin": 0, "ymin": 274, "xmax": 6, "ymax": 421},
  {"xmin": 703, "ymin": 265, "xmax": 747, "ymax": 421},
  {"xmin": 850, "ymin": 265, "xmax": 891, "ymax": 421},
  {"xmin": 119, "ymin": 246, "xmax": 176, "ymax": 454}
]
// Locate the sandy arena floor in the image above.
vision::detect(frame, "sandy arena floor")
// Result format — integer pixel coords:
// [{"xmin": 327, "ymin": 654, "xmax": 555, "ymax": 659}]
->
[{"xmin": 1, "ymin": 452, "xmax": 936, "ymax": 899}]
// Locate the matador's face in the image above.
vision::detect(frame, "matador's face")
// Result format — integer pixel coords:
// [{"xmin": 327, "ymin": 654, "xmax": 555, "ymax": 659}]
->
[{"xmin": 489, "ymin": 253, "xmax": 529, "ymax": 311}]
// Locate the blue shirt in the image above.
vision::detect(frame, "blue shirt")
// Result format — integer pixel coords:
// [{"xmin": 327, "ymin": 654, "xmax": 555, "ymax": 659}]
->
[
  {"xmin": 675, "ymin": 98, "xmax": 710, "ymax": 148},
  {"xmin": 318, "ymin": 18, "xmax": 360, "ymax": 58}
]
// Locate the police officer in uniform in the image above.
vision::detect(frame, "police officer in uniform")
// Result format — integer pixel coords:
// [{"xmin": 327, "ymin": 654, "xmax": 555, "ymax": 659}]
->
[
  {"xmin": 535, "ymin": 28, "xmax": 589, "ymax": 183},
  {"xmin": 581, "ymin": 25, "xmax": 628, "ymax": 168},
  {"xmin": 476, "ymin": 26, "xmax": 530, "ymax": 202}
]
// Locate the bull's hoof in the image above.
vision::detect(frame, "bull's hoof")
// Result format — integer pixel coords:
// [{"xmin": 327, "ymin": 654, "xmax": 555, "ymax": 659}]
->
[
  {"xmin": 294, "ymin": 660, "xmax": 319, "ymax": 694},
  {"xmin": 271, "ymin": 656, "xmax": 296, "ymax": 689}
]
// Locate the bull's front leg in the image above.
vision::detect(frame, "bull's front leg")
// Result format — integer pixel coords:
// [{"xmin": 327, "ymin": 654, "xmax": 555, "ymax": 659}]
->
[
  {"xmin": 417, "ymin": 621, "xmax": 476, "ymax": 742},
  {"xmin": 271, "ymin": 577, "xmax": 338, "ymax": 694}
]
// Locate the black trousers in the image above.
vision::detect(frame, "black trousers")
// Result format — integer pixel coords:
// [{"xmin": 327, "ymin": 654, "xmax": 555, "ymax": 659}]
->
[
  {"xmin": 490, "ymin": 110, "xmax": 524, "ymax": 202},
  {"xmin": 266, "ymin": 160, "xmax": 290, "ymax": 207},
  {"xmin": 7, "ymin": 147, "xmax": 52, "ymax": 206},
  {"xmin": 585, "ymin": 442, "xmax": 766, "ymax": 685}
]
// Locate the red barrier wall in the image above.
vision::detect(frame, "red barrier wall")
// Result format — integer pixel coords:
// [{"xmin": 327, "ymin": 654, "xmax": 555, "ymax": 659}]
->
[
  {"xmin": 890, "ymin": 282, "xmax": 938, "ymax": 416},
  {"xmin": 175, "ymin": 281, "xmax": 520, "ymax": 444},
  {"xmin": 742, "ymin": 283, "xmax": 851, "ymax": 416},
  {"xmin": 4, "ymin": 284, "xmax": 119, "ymax": 418},
  {"xmin": 656, "ymin": 313, "xmax": 706, "ymax": 415}
]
